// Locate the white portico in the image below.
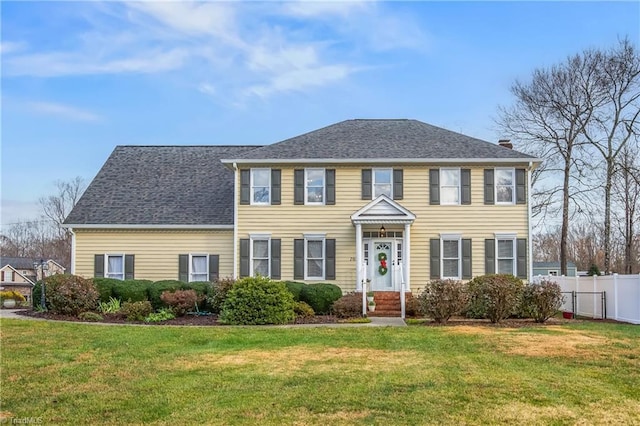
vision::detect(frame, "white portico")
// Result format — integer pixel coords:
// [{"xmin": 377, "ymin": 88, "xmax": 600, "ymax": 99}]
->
[{"xmin": 351, "ymin": 195, "xmax": 416, "ymax": 292}]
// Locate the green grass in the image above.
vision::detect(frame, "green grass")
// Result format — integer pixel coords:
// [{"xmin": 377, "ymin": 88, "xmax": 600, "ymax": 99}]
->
[{"xmin": 1, "ymin": 319, "xmax": 639, "ymax": 425}]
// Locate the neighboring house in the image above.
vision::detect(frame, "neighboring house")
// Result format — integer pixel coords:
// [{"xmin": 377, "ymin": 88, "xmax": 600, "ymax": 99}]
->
[
  {"xmin": 64, "ymin": 119, "xmax": 540, "ymax": 294},
  {"xmin": 0, "ymin": 257, "xmax": 65, "ymax": 302},
  {"xmin": 533, "ymin": 261, "xmax": 577, "ymax": 277}
]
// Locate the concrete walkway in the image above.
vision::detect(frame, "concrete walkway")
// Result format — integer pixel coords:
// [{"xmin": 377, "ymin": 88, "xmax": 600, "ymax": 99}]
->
[{"xmin": 0, "ymin": 309, "xmax": 406, "ymax": 327}]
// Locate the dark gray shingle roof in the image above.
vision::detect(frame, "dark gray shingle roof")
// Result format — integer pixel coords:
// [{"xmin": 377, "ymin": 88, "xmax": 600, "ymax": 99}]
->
[
  {"xmin": 225, "ymin": 119, "xmax": 536, "ymax": 161},
  {"xmin": 64, "ymin": 146, "xmax": 259, "ymax": 226},
  {"xmin": 1, "ymin": 257, "xmax": 39, "ymax": 270}
]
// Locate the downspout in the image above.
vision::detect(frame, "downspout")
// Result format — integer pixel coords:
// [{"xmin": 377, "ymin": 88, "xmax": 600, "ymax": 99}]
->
[
  {"xmin": 527, "ymin": 162, "xmax": 533, "ymax": 282},
  {"xmin": 232, "ymin": 162, "xmax": 239, "ymax": 279},
  {"xmin": 70, "ymin": 228, "xmax": 76, "ymax": 275}
]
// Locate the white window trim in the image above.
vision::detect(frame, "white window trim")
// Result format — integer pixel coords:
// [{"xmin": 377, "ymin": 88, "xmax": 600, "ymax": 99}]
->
[
  {"xmin": 304, "ymin": 233, "xmax": 326, "ymax": 280},
  {"xmin": 495, "ymin": 168, "xmax": 515, "ymax": 205},
  {"xmin": 189, "ymin": 253, "xmax": 209, "ymax": 282},
  {"xmin": 105, "ymin": 253, "xmax": 125, "ymax": 281},
  {"xmin": 440, "ymin": 168, "xmax": 461, "ymax": 205},
  {"xmin": 372, "ymin": 168, "xmax": 393, "ymax": 198},
  {"xmin": 495, "ymin": 237, "xmax": 516, "ymax": 275},
  {"xmin": 249, "ymin": 234, "xmax": 271, "ymax": 277},
  {"xmin": 305, "ymin": 168, "xmax": 326, "ymax": 205},
  {"xmin": 440, "ymin": 233, "xmax": 462, "ymax": 279},
  {"xmin": 250, "ymin": 168, "xmax": 271, "ymax": 205}
]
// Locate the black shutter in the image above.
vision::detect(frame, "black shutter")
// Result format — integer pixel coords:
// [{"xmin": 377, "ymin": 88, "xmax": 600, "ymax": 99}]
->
[
  {"xmin": 429, "ymin": 169, "xmax": 440, "ymax": 205},
  {"xmin": 326, "ymin": 239, "xmax": 336, "ymax": 280},
  {"xmin": 430, "ymin": 239, "xmax": 440, "ymax": 279},
  {"xmin": 461, "ymin": 169, "xmax": 471, "ymax": 205},
  {"xmin": 125, "ymin": 255, "xmax": 135, "ymax": 280},
  {"xmin": 94, "ymin": 254, "xmax": 104, "ymax": 278},
  {"xmin": 484, "ymin": 169, "xmax": 495, "ymax": 205},
  {"xmin": 294, "ymin": 170, "xmax": 304, "ymax": 205},
  {"xmin": 271, "ymin": 169, "xmax": 281, "ymax": 205},
  {"xmin": 361, "ymin": 169, "xmax": 372, "ymax": 200},
  {"xmin": 517, "ymin": 238, "xmax": 527, "ymax": 278},
  {"xmin": 240, "ymin": 239, "xmax": 250, "ymax": 278},
  {"xmin": 270, "ymin": 239, "xmax": 281, "ymax": 280},
  {"xmin": 294, "ymin": 239, "xmax": 304, "ymax": 280},
  {"xmin": 516, "ymin": 169, "xmax": 526, "ymax": 204},
  {"xmin": 326, "ymin": 169, "xmax": 336, "ymax": 205},
  {"xmin": 462, "ymin": 239, "xmax": 472, "ymax": 279},
  {"xmin": 179, "ymin": 254, "xmax": 189, "ymax": 282},
  {"xmin": 393, "ymin": 169, "xmax": 403, "ymax": 200},
  {"xmin": 485, "ymin": 239, "xmax": 495, "ymax": 274},
  {"xmin": 240, "ymin": 169, "xmax": 250, "ymax": 205},
  {"xmin": 209, "ymin": 255, "xmax": 219, "ymax": 281}
]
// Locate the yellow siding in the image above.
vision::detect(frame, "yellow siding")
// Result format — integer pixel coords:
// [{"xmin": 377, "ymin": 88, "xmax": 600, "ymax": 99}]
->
[
  {"xmin": 74, "ymin": 230, "xmax": 233, "ymax": 281},
  {"xmin": 238, "ymin": 165, "xmax": 529, "ymax": 292}
]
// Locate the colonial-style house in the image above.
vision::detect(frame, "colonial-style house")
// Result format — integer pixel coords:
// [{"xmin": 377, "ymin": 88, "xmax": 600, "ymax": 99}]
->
[
  {"xmin": 63, "ymin": 119, "xmax": 539, "ymax": 296},
  {"xmin": 0, "ymin": 257, "xmax": 66, "ymax": 303}
]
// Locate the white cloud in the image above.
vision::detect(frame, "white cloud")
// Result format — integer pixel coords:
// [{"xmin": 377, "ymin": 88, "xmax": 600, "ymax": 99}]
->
[
  {"xmin": 283, "ymin": 1, "xmax": 371, "ymax": 18},
  {"xmin": 27, "ymin": 101, "xmax": 103, "ymax": 122},
  {"xmin": 198, "ymin": 83, "xmax": 216, "ymax": 96},
  {"xmin": 0, "ymin": 41, "xmax": 27, "ymax": 55},
  {"xmin": 246, "ymin": 64, "xmax": 353, "ymax": 98}
]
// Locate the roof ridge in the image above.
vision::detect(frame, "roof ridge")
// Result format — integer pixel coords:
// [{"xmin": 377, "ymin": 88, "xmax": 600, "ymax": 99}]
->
[{"xmin": 115, "ymin": 145, "xmax": 263, "ymax": 148}]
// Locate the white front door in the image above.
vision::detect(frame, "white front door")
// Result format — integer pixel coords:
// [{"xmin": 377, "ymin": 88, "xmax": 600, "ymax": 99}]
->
[{"xmin": 371, "ymin": 241, "xmax": 393, "ymax": 290}]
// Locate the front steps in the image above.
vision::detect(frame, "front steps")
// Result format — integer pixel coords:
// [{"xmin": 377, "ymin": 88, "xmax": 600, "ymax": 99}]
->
[{"xmin": 367, "ymin": 291, "xmax": 413, "ymax": 317}]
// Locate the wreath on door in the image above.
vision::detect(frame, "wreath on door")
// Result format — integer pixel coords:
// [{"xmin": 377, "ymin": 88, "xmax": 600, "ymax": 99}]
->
[{"xmin": 378, "ymin": 252, "xmax": 388, "ymax": 276}]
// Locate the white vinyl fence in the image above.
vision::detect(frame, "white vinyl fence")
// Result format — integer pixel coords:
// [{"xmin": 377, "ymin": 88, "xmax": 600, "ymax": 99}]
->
[{"xmin": 534, "ymin": 274, "xmax": 640, "ymax": 325}]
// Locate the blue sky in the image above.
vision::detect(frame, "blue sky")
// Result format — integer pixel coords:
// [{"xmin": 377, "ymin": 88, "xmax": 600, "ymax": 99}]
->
[{"xmin": 1, "ymin": 1, "xmax": 639, "ymax": 228}]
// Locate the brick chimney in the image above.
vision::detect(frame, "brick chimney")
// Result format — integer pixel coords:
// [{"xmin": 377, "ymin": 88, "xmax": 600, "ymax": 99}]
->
[{"xmin": 498, "ymin": 139, "xmax": 513, "ymax": 149}]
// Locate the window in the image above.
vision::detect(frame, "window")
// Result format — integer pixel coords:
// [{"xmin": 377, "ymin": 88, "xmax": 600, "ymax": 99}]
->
[
  {"xmin": 442, "ymin": 236, "xmax": 461, "ymax": 279},
  {"xmin": 497, "ymin": 239, "xmax": 516, "ymax": 274},
  {"xmin": 496, "ymin": 169, "xmax": 515, "ymax": 204},
  {"xmin": 440, "ymin": 168, "xmax": 461, "ymax": 205},
  {"xmin": 106, "ymin": 255, "xmax": 124, "ymax": 280},
  {"xmin": 305, "ymin": 169, "xmax": 325, "ymax": 204},
  {"xmin": 305, "ymin": 237, "xmax": 325, "ymax": 280},
  {"xmin": 189, "ymin": 254, "xmax": 209, "ymax": 282},
  {"xmin": 251, "ymin": 169, "xmax": 270, "ymax": 204},
  {"xmin": 548, "ymin": 270, "xmax": 558, "ymax": 276},
  {"xmin": 373, "ymin": 169, "xmax": 392, "ymax": 198},
  {"xmin": 251, "ymin": 238, "xmax": 270, "ymax": 277}
]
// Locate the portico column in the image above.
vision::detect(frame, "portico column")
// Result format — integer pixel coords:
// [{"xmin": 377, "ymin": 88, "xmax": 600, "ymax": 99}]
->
[
  {"xmin": 404, "ymin": 223, "xmax": 411, "ymax": 292},
  {"xmin": 355, "ymin": 223, "xmax": 363, "ymax": 291}
]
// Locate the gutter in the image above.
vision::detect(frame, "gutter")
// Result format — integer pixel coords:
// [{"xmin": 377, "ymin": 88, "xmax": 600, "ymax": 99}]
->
[
  {"xmin": 527, "ymin": 161, "xmax": 533, "ymax": 282},
  {"xmin": 232, "ymin": 162, "xmax": 239, "ymax": 279},
  {"xmin": 70, "ymin": 228, "xmax": 76, "ymax": 275},
  {"xmin": 61, "ymin": 224, "xmax": 234, "ymax": 230},
  {"xmin": 221, "ymin": 157, "xmax": 543, "ymax": 166}
]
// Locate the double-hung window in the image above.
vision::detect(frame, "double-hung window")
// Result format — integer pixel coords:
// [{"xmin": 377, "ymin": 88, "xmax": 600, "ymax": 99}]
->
[
  {"xmin": 251, "ymin": 237, "xmax": 270, "ymax": 277},
  {"xmin": 106, "ymin": 254, "xmax": 125, "ymax": 280},
  {"xmin": 305, "ymin": 169, "xmax": 325, "ymax": 204},
  {"xmin": 189, "ymin": 254, "xmax": 209, "ymax": 282},
  {"xmin": 495, "ymin": 168, "xmax": 515, "ymax": 204},
  {"xmin": 497, "ymin": 238, "xmax": 516, "ymax": 274},
  {"xmin": 373, "ymin": 168, "xmax": 392, "ymax": 198},
  {"xmin": 251, "ymin": 169, "xmax": 270, "ymax": 204},
  {"xmin": 305, "ymin": 235, "xmax": 325, "ymax": 280},
  {"xmin": 441, "ymin": 234, "xmax": 461, "ymax": 279},
  {"xmin": 440, "ymin": 168, "xmax": 460, "ymax": 205}
]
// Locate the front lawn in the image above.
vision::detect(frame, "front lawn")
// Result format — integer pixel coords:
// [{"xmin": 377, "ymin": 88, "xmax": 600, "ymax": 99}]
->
[{"xmin": 1, "ymin": 320, "xmax": 639, "ymax": 425}]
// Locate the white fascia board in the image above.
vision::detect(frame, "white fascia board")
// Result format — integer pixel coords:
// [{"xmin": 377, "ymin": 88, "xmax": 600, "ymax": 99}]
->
[
  {"xmin": 62, "ymin": 224, "xmax": 234, "ymax": 230},
  {"xmin": 221, "ymin": 158, "xmax": 542, "ymax": 166}
]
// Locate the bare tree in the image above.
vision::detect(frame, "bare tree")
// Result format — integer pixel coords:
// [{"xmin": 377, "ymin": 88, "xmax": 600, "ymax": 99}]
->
[
  {"xmin": 580, "ymin": 38, "xmax": 640, "ymax": 273},
  {"xmin": 612, "ymin": 142, "xmax": 640, "ymax": 273},
  {"xmin": 39, "ymin": 176, "xmax": 85, "ymax": 238},
  {"xmin": 497, "ymin": 50, "xmax": 601, "ymax": 275}
]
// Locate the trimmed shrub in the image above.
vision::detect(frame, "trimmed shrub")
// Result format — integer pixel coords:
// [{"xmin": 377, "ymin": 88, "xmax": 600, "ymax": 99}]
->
[
  {"xmin": 112, "ymin": 280, "xmax": 152, "ymax": 303},
  {"xmin": 160, "ymin": 289, "xmax": 202, "ymax": 317},
  {"xmin": 144, "ymin": 308, "xmax": 176, "ymax": 323},
  {"xmin": 294, "ymin": 301, "xmax": 315, "ymax": 319},
  {"xmin": 300, "ymin": 283, "xmax": 342, "ymax": 314},
  {"xmin": 283, "ymin": 281, "xmax": 306, "ymax": 302},
  {"xmin": 208, "ymin": 277, "xmax": 237, "ymax": 314},
  {"xmin": 467, "ymin": 274, "xmax": 524, "ymax": 323},
  {"xmin": 405, "ymin": 294, "xmax": 421, "ymax": 317},
  {"xmin": 78, "ymin": 312, "xmax": 103, "ymax": 322},
  {"xmin": 332, "ymin": 293, "xmax": 363, "ymax": 319},
  {"xmin": 220, "ymin": 276, "xmax": 295, "ymax": 325},
  {"xmin": 184, "ymin": 281, "xmax": 213, "ymax": 309},
  {"xmin": 121, "ymin": 300, "xmax": 153, "ymax": 321},
  {"xmin": 93, "ymin": 278, "xmax": 122, "ymax": 303},
  {"xmin": 148, "ymin": 280, "xmax": 183, "ymax": 309},
  {"xmin": 45, "ymin": 274, "xmax": 99, "ymax": 316},
  {"xmin": 521, "ymin": 280, "xmax": 564, "ymax": 323},
  {"xmin": 418, "ymin": 279, "xmax": 468, "ymax": 323},
  {"xmin": 32, "ymin": 282, "xmax": 43, "ymax": 309}
]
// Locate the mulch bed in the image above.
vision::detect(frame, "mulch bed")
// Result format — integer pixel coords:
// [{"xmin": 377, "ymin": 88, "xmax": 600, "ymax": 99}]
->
[{"xmin": 16, "ymin": 310, "xmax": 338, "ymax": 326}]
